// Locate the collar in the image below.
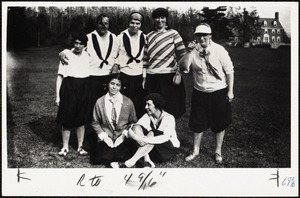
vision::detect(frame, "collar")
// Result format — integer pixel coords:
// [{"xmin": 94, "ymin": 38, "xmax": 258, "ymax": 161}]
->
[
  {"xmin": 93, "ymin": 30, "xmax": 111, "ymax": 38},
  {"xmin": 105, "ymin": 92, "xmax": 123, "ymax": 104},
  {"xmin": 155, "ymin": 28, "xmax": 167, "ymax": 33},
  {"xmin": 149, "ymin": 110, "xmax": 167, "ymax": 123},
  {"xmin": 194, "ymin": 41, "xmax": 214, "ymax": 55},
  {"xmin": 124, "ymin": 29, "xmax": 141, "ymax": 38}
]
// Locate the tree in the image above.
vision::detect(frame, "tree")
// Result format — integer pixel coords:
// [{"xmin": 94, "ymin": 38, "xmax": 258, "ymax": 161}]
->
[
  {"xmin": 7, "ymin": 7, "xmax": 27, "ymax": 50},
  {"xmin": 198, "ymin": 6, "xmax": 230, "ymax": 41},
  {"xmin": 282, "ymin": 30, "xmax": 291, "ymax": 44},
  {"xmin": 226, "ymin": 7, "xmax": 261, "ymax": 45}
]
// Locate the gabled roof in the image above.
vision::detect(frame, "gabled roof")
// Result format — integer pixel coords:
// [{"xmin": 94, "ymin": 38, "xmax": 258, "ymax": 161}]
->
[{"xmin": 258, "ymin": 18, "xmax": 284, "ymax": 29}]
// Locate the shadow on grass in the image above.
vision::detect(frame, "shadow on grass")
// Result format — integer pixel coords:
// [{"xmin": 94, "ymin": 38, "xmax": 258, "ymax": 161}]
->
[
  {"xmin": 27, "ymin": 116, "xmax": 103, "ymax": 168},
  {"xmin": 7, "ymin": 93, "xmax": 17, "ymax": 168},
  {"xmin": 27, "ymin": 116, "xmax": 86, "ymax": 151},
  {"xmin": 28, "ymin": 116, "xmax": 61, "ymax": 146}
]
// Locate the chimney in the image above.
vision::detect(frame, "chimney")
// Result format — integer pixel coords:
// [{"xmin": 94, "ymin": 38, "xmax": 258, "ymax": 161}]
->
[{"xmin": 275, "ymin": 12, "xmax": 279, "ymax": 20}]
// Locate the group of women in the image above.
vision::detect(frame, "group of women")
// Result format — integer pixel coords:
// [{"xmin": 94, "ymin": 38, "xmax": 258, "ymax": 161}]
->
[
  {"xmin": 56, "ymin": 8, "xmax": 185, "ymax": 168},
  {"xmin": 55, "ymin": 7, "xmax": 234, "ymax": 167}
]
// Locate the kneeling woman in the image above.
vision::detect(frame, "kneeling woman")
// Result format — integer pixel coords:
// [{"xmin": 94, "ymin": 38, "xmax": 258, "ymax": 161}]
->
[
  {"xmin": 91, "ymin": 73, "xmax": 137, "ymax": 166},
  {"xmin": 111, "ymin": 93, "xmax": 180, "ymax": 168}
]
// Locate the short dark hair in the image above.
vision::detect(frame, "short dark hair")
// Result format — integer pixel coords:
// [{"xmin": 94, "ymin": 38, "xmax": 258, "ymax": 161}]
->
[
  {"xmin": 145, "ymin": 93, "xmax": 166, "ymax": 110},
  {"xmin": 73, "ymin": 33, "xmax": 88, "ymax": 46},
  {"xmin": 106, "ymin": 73, "xmax": 126, "ymax": 90},
  {"xmin": 151, "ymin": 8, "xmax": 171, "ymax": 30},
  {"xmin": 95, "ymin": 13, "xmax": 109, "ymax": 24},
  {"xmin": 152, "ymin": 7, "xmax": 169, "ymax": 18}
]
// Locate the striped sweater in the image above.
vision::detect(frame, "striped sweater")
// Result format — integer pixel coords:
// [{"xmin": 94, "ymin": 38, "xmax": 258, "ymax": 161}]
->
[{"xmin": 143, "ymin": 29, "xmax": 186, "ymax": 74}]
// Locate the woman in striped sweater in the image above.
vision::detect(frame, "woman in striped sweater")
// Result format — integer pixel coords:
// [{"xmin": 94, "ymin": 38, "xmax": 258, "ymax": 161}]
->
[{"xmin": 143, "ymin": 7, "xmax": 187, "ymax": 119}]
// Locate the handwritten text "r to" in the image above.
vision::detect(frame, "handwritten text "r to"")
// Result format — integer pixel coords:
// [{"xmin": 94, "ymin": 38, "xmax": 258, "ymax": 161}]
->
[{"xmin": 77, "ymin": 174, "xmax": 104, "ymax": 187}]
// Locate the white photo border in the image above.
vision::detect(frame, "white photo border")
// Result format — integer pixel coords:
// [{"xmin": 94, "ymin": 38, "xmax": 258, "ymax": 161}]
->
[{"xmin": 2, "ymin": 1, "xmax": 298, "ymax": 196}]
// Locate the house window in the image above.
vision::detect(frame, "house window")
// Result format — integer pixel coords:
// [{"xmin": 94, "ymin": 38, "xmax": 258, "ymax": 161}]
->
[
  {"xmin": 272, "ymin": 29, "xmax": 275, "ymax": 34},
  {"xmin": 277, "ymin": 29, "xmax": 280, "ymax": 34},
  {"xmin": 277, "ymin": 37, "xmax": 280, "ymax": 43},
  {"xmin": 272, "ymin": 36, "xmax": 275, "ymax": 42},
  {"xmin": 273, "ymin": 21, "xmax": 277, "ymax": 27},
  {"xmin": 264, "ymin": 29, "xmax": 268, "ymax": 34},
  {"xmin": 264, "ymin": 35, "xmax": 269, "ymax": 43},
  {"xmin": 264, "ymin": 21, "xmax": 267, "ymax": 26}
]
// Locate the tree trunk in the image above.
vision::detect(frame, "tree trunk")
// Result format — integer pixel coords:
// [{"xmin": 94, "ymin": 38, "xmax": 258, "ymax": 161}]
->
[
  {"xmin": 61, "ymin": 17, "xmax": 64, "ymax": 32},
  {"xmin": 37, "ymin": 26, "xmax": 40, "ymax": 47}
]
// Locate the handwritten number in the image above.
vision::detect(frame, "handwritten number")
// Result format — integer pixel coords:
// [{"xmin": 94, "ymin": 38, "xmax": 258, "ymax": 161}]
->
[
  {"xmin": 138, "ymin": 171, "xmax": 157, "ymax": 190},
  {"xmin": 282, "ymin": 177, "xmax": 296, "ymax": 187},
  {"xmin": 124, "ymin": 170, "xmax": 167, "ymax": 190},
  {"xmin": 269, "ymin": 169, "xmax": 296, "ymax": 188},
  {"xmin": 148, "ymin": 178, "xmax": 157, "ymax": 187},
  {"xmin": 124, "ymin": 173, "xmax": 133, "ymax": 184}
]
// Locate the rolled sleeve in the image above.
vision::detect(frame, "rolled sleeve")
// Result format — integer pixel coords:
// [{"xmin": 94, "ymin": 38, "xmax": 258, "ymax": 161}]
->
[{"xmin": 220, "ymin": 49, "xmax": 234, "ymax": 74}]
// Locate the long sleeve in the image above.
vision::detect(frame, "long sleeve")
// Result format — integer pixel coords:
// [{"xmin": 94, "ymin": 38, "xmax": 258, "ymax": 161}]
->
[
  {"xmin": 174, "ymin": 31, "xmax": 186, "ymax": 61},
  {"xmin": 143, "ymin": 38, "xmax": 149, "ymax": 69},
  {"xmin": 146, "ymin": 133, "xmax": 169, "ymax": 145},
  {"xmin": 91, "ymin": 100, "xmax": 106, "ymax": 136},
  {"xmin": 220, "ymin": 48, "xmax": 234, "ymax": 74},
  {"xmin": 146, "ymin": 115, "xmax": 175, "ymax": 144},
  {"xmin": 144, "ymin": 113, "xmax": 180, "ymax": 147},
  {"xmin": 128, "ymin": 101, "xmax": 137, "ymax": 125}
]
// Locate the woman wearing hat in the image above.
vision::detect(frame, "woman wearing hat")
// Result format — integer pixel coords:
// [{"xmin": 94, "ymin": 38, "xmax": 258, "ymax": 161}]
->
[
  {"xmin": 115, "ymin": 12, "xmax": 147, "ymax": 119},
  {"xmin": 178, "ymin": 23, "xmax": 234, "ymax": 164},
  {"xmin": 143, "ymin": 8, "xmax": 186, "ymax": 119}
]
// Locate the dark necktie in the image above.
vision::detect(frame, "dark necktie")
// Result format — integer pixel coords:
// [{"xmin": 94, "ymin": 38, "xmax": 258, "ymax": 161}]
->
[
  {"xmin": 201, "ymin": 49, "xmax": 222, "ymax": 80},
  {"xmin": 109, "ymin": 99, "xmax": 117, "ymax": 127}
]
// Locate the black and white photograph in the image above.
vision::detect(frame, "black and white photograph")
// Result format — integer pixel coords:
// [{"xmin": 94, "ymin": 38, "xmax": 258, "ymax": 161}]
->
[{"xmin": 2, "ymin": 1, "xmax": 298, "ymax": 196}]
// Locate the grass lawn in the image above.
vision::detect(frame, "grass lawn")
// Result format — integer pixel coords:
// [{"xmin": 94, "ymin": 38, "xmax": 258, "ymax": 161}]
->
[{"xmin": 6, "ymin": 46, "xmax": 291, "ymax": 168}]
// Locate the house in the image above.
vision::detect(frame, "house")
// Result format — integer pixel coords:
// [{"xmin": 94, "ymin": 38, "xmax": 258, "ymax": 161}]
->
[{"xmin": 254, "ymin": 12, "xmax": 284, "ymax": 46}]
